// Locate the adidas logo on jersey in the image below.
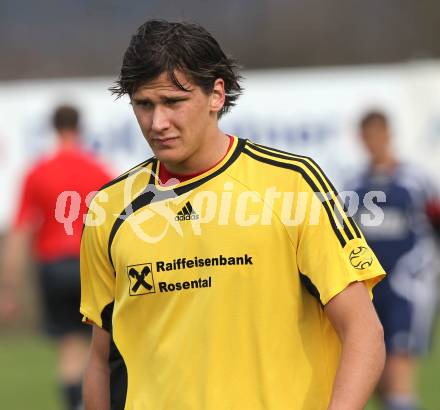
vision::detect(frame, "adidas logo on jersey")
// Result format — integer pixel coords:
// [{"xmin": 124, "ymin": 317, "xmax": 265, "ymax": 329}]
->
[{"xmin": 175, "ymin": 201, "xmax": 199, "ymax": 221}]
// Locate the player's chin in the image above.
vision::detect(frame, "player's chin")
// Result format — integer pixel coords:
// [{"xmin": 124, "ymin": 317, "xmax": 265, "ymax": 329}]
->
[{"xmin": 154, "ymin": 148, "xmax": 186, "ymax": 164}]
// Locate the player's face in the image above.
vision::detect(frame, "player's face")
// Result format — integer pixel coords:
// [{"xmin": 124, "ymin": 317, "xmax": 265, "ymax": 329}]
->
[
  {"xmin": 131, "ymin": 71, "xmax": 225, "ymax": 173},
  {"xmin": 360, "ymin": 120, "xmax": 391, "ymax": 163}
]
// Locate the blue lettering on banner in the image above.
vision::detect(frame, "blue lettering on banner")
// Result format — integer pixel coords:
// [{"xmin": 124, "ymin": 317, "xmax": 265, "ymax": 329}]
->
[{"xmin": 222, "ymin": 119, "xmax": 337, "ymax": 148}]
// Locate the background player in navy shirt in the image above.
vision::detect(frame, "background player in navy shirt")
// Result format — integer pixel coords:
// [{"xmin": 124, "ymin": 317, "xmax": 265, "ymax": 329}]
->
[{"xmin": 351, "ymin": 111, "xmax": 440, "ymax": 410}]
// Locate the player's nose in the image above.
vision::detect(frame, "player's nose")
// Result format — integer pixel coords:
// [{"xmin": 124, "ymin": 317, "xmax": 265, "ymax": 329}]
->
[{"xmin": 151, "ymin": 105, "xmax": 171, "ymax": 133}]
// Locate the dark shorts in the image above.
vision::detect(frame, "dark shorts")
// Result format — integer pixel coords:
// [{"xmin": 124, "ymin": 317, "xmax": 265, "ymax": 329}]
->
[
  {"xmin": 373, "ymin": 274, "xmax": 437, "ymax": 355},
  {"xmin": 38, "ymin": 257, "xmax": 90, "ymax": 338}
]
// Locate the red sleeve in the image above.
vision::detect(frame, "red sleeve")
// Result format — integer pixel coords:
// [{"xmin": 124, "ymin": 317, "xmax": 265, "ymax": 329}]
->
[
  {"xmin": 13, "ymin": 171, "xmax": 41, "ymax": 230},
  {"xmin": 426, "ymin": 199, "xmax": 440, "ymax": 237}
]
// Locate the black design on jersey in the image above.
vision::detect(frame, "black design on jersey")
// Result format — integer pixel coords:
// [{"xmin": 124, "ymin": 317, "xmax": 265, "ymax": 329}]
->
[
  {"xmin": 243, "ymin": 145, "xmax": 351, "ymax": 248},
  {"xmin": 107, "ymin": 190, "xmax": 159, "ymax": 269},
  {"xmin": 299, "ymin": 272, "xmax": 323, "ymax": 306},
  {"xmin": 100, "ymin": 158, "xmax": 154, "ymax": 191},
  {"xmin": 100, "ymin": 301, "xmax": 114, "ymax": 333},
  {"xmin": 107, "ymin": 139, "xmax": 246, "ymax": 270},
  {"xmin": 81, "ymin": 158, "xmax": 155, "ymax": 239},
  {"xmin": 100, "ymin": 302, "xmax": 128, "ymax": 410},
  {"xmin": 248, "ymin": 141, "xmax": 361, "ymax": 241}
]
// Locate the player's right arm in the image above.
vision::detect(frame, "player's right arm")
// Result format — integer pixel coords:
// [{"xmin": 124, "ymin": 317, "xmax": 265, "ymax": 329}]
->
[
  {"xmin": 294, "ymin": 165, "xmax": 386, "ymax": 407},
  {"xmin": 0, "ymin": 171, "xmax": 39, "ymax": 322},
  {"xmin": 80, "ymin": 190, "xmax": 116, "ymax": 409},
  {"xmin": 83, "ymin": 324, "xmax": 111, "ymax": 410},
  {"xmin": 0, "ymin": 225, "xmax": 33, "ymax": 321}
]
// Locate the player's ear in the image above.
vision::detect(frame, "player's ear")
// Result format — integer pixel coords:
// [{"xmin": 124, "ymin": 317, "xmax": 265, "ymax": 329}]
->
[{"xmin": 210, "ymin": 78, "xmax": 225, "ymax": 115}]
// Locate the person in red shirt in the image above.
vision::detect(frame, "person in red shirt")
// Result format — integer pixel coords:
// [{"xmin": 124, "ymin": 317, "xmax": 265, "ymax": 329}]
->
[{"xmin": 0, "ymin": 105, "xmax": 112, "ymax": 410}]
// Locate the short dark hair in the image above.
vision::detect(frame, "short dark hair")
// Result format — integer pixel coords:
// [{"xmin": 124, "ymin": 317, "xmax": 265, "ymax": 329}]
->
[
  {"xmin": 359, "ymin": 110, "xmax": 388, "ymax": 129},
  {"xmin": 52, "ymin": 105, "xmax": 79, "ymax": 131},
  {"xmin": 110, "ymin": 19, "xmax": 243, "ymax": 118}
]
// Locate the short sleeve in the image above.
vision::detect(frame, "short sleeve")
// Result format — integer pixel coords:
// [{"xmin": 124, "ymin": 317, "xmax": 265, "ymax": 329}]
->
[
  {"xmin": 80, "ymin": 194, "xmax": 115, "ymax": 330},
  {"xmin": 13, "ymin": 171, "xmax": 41, "ymax": 229},
  {"xmin": 296, "ymin": 176, "xmax": 385, "ymax": 305}
]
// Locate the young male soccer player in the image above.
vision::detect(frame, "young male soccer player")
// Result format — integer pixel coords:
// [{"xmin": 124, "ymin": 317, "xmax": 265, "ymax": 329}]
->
[
  {"xmin": 80, "ymin": 20, "xmax": 386, "ymax": 410},
  {"xmin": 351, "ymin": 111, "xmax": 440, "ymax": 410}
]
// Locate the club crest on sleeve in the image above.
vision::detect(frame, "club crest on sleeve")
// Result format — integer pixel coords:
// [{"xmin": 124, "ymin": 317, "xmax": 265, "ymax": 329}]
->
[
  {"xmin": 127, "ymin": 263, "xmax": 156, "ymax": 296},
  {"xmin": 349, "ymin": 246, "xmax": 373, "ymax": 270}
]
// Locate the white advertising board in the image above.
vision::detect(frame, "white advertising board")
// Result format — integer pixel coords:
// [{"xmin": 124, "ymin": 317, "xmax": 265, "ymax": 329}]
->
[{"xmin": 0, "ymin": 61, "xmax": 439, "ymax": 230}]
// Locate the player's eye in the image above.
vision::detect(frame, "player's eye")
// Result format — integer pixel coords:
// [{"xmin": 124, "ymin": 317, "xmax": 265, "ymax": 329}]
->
[
  {"xmin": 134, "ymin": 100, "xmax": 153, "ymax": 109},
  {"xmin": 164, "ymin": 98, "xmax": 185, "ymax": 106}
]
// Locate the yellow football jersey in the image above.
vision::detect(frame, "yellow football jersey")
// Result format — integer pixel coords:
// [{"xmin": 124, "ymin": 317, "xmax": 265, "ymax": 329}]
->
[{"xmin": 80, "ymin": 136, "xmax": 385, "ymax": 410}]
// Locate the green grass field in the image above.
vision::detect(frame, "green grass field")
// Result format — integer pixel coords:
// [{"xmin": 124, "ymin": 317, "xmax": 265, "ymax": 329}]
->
[
  {"xmin": 0, "ymin": 333, "xmax": 63, "ymax": 410},
  {"xmin": 0, "ymin": 328, "xmax": 439, "ymax": 410}
]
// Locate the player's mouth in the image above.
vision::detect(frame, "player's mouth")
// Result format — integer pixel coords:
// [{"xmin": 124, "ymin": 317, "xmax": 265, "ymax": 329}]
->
[{"xmin": 152, "ymin": 136, "xmax": 179, "ymax": 147}]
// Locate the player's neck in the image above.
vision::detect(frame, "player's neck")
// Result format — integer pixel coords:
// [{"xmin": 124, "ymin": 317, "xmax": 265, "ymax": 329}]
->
[
  {"xmin": 371, "ymin": 155, "xmax": 398, "ymax": 174},
  {"xmin": 161, "ymin": 129, "xmax": 230, "ymax": 175},
  {"xmin": 57, "ymin": 131, "xmax": 81, "ymax": 150}
]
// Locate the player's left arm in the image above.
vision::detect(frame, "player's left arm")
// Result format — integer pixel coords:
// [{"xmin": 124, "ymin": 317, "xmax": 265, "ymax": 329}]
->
[{"xmin": 324, "ymin": 281, "xmax": 385, "ymax": 410}]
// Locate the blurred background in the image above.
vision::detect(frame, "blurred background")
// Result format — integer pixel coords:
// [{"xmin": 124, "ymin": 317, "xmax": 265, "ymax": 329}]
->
[{"xmin": 0, "ymin": 1, "xmax": 439, "ymax": 409}]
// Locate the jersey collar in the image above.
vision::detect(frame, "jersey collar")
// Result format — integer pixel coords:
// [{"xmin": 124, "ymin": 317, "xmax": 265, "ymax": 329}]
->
[{"xmin": 151, "ymin": 136, "xmax": 244, "ymax": 193}]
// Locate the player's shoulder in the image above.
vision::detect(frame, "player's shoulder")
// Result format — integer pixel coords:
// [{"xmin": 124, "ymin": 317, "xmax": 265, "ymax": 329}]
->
[
  {"xmin": 243, "ymin": 139, "xmax": 318, "ymax": 169},
  {"xmin": 395, "ymin": 162, "xmax": 438, "ymax": 196},
  {"xmin": 397, "ymin": 161, "xmax": 431, "ymax": 182},
  {"xmin": 97, "ymin": 156, "xmax": 155, "ymax": 193},
  {"xmin": 74, "ymin": 147, "xmax": 111, "ymax": 169},
  {"xmin": 241, "ymin": 139, "xmax": 333, "ymax": 188},
  {"xmin": 21, "ymin": 152, "xmax": 55, "ymax": 182},
  {"xmin": 342, "ymin": 168, "xmax": 368, "ymax": 192},
  {"xmin": 83, "ymin": 156, "xmax": 156, "ymax": 230}
]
